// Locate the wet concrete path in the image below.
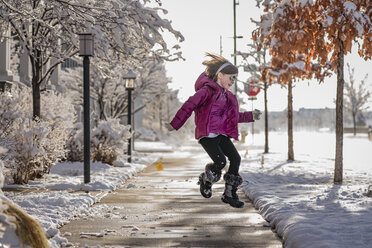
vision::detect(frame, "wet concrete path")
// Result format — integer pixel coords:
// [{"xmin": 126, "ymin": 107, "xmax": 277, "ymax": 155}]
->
[{"xmin": 60, "ymin": 145, "xmax": 282, "ymax": 248}]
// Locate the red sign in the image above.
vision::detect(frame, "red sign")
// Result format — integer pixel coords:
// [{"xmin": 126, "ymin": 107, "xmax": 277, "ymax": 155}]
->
[{"xmin": 244, "ymin": 81, "xmax": 260, "ymax": 97}]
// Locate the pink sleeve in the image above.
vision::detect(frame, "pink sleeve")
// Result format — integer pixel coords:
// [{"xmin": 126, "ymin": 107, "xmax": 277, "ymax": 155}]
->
[
  {"xmin": 238, "ymin": 111, "xmax": 254, "ymax": 123},
  {"xmin": 170, "ymin": 86, "xmax": 211, "ymax": 130}
]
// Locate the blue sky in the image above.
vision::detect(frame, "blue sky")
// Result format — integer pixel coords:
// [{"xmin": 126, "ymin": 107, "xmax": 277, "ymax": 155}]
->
[{"xmin": 159, "ymin": 0, "xmax": 372, "ymax": 112}]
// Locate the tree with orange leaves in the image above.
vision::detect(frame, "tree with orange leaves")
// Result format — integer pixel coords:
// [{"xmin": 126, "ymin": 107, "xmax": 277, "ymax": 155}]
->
[
  {"xmin": 253, "ymin": 0, "xmax": 325, "ymax": 162},
  {"xmin": 254, "ymin": 0, "xmax": 371, "ymax": 183}
]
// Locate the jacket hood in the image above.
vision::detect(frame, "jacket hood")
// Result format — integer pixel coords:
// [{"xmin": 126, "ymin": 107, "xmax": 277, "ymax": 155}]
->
[{"xmin": 195, "ymin": 72, "xmax": 221, "ymax": 92}]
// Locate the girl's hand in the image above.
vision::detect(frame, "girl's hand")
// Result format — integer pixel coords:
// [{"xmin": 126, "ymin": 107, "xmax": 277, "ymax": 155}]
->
[
  {"xmin": 165, "ymin": 123, "xmax": 175, "ymax": 131},
  {"xmin": 253, "ymin": 109, "xmax": 262, "ymax": 120}
]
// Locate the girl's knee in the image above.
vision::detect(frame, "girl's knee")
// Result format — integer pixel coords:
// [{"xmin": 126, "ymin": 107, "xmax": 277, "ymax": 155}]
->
[{"xmin": 214, "ymin": 155, "xmax": 227, "ymax": 171}]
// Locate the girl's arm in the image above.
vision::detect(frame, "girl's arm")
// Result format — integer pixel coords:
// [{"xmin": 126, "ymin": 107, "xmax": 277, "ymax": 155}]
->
[
  {"xmin": 239, "ymin": 109, "xmax": 262, "ymax": 123},
  {"xmin": 238, "ymin": 111, "xmax": 254, "ymax": 123},
  {"xmin": 170, "ymin": 86, "xmax": 211, "ymax": 130}
]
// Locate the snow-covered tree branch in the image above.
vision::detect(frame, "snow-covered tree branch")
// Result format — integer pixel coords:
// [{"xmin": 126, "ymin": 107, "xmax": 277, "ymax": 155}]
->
[
  {"xmin": 61, "ymin": 56, "xmax": 173, "ymax": 122},
  {"xmin": 0, "ymin": 0, "xmax": 184, "ymax": 118},
  {"xmin": 344, "ymin": 63, "xmax": 371, "ymax": 135}
]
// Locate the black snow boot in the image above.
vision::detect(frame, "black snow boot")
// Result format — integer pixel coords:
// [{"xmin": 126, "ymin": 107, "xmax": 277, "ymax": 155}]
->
[
  {"xmin": 197, "ymin": 163, "xmax": 221, "ymax": 198},
  {"xmin": 221, "ymin": 173, "xmax": 245, "ymax": 208}
]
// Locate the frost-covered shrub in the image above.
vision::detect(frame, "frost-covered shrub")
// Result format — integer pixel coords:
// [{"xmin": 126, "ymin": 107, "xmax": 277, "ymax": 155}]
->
[
  {"xmin": 0, "ymin": 87, "xmax": 76, "ymax": 184},
  {"xmin": 5, "ymin": 118, "xmax": 51, "ymax": 183},
  {"xmin": 65, "ymin": 122, "xmax": 84, "ymax": 162},
  {"xmin": 66, "ymin": 119, "xmax": 130, "ymax": 165},
  {"xmin": 0, "ymin": 91, "xmax": 27, "ymax": 138},
  {"xmin": 91, "ymin": 119, "xmax": 131, "ymax": 165}
]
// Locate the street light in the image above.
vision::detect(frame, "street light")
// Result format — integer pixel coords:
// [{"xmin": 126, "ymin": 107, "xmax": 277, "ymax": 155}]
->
[
  {"xmin": 123, "ymin": 70, "xmax": 136, "ymax": 163},
  {"xmin": 79, "ymin": 33, "xmax": 94, "ymax": 184}
]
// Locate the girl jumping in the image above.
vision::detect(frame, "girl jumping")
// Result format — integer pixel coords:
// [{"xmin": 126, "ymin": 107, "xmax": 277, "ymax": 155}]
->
[{"xmin": 167, "ymin": 53, "xmax": 261, "ymax": 208}]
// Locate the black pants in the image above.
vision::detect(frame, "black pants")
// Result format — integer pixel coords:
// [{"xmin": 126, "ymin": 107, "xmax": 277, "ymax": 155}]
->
[{"xmin": 199, "ymin": 135, "xmax": 241, "ymax": 175}]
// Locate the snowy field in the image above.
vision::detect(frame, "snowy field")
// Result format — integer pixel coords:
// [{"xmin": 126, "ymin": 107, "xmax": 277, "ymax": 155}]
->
[
  {"xmin": 1, "ymin": 131, "xmax": 371, "ymax": 247},
  {"xmin": 241, "ymin": 131, "xmax": 372, "ymax": 248}
]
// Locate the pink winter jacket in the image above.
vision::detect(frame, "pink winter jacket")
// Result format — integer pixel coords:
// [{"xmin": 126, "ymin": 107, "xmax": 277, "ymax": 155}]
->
[{"xmin": 170, "ymin": 72, "xmax": 254, "ymax": 140}]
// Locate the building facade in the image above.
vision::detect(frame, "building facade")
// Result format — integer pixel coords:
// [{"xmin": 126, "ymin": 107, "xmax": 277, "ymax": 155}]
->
[{"xmin": 0, "ymin": 29, "xmax": 60, "ymax": 92}]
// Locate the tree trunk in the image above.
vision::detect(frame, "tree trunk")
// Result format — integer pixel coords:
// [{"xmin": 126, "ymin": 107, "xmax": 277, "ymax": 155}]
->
[
  {"xmin": 264, "ymin": 81, "xmax": 269, "ymax": 153},
  {"xmin": 288, "ymin": 80, "xmax": 294, "ymax": 161},
  {"xmin": 159, "ymin": 101, "xmax": 163, "ymax": 134},
  {"xmin": 98, "ymin": 81, "xmax": 106, "ymax": 121},
  {"xmin": 352, "ymin": 112, "xmax": 356, "ymax": 136},
  {"xmin": 98, "ymin": 92, "xmax": 106, "ymax": 121},
  {"xmin": 99, "ymin": 100, "xmax": 106, "ymax": 121},
  {"xmin": 334, "ymin": 37, "xmax": 344, "ymax": 183},
  {"xmin": 32, "ymin": 56, "xmax": 42, "ymax": 119}
]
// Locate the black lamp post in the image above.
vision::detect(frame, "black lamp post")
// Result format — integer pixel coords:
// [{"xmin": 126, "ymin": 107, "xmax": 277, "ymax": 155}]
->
[
  {"xmin": 124, "ymin": 70, "xmax": 136, "ymax": 163},
  {"xmin": 79, "ymin": 33, "xmax": 94, "ymax": 183},
  {"xmin": 232, "ymin": 0, "xmax": 244, "ymax": 96}
]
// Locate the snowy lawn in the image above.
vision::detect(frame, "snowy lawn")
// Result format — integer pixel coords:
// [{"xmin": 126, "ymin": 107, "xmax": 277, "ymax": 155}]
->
[
  {"xmin": 240, "ymin": 131, "xmax": 372, "ymax": 248},
  {"xmin": 1, "ymin": 141, "xmax": 171, "ymax": 247}
]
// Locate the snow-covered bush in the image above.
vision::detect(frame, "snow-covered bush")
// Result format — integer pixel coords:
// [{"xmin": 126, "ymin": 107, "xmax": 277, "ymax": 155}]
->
[
  {"xmin": 65, "ymin": 122, "xmax": 84, "ymax": 162},
  {"xmin": 0, "ymin": 90, "xmax": 26, "ymax": 138},
  {"xmin": 91, "ymin": 119, "xmax": 131, "ymax": 165},
  {"xmin": 66, "ymin": 119, "xmax": 130, "ymax": 165},
  {"xmin": 0, "ymin": 87, "xmax": 75, "ymax": 184},
  {"xmin": 5, "ymin": 118, "xmax": 52, "ymax": 183}
]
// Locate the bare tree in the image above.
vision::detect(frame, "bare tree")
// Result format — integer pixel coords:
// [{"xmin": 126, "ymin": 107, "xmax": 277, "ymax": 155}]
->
[
  {"xmin": 344, "ymin": 63, "xmax": 371, "ymax": 135},
  {"xmin": 61, "ymin": 57, "xmax": 172, "ymax": 123}
]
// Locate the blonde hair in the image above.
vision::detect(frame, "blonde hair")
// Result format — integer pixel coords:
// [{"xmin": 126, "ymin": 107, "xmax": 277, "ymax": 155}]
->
[{"xmin": 202, "ymin": 53, "xmax": 238, "ymax": 81}]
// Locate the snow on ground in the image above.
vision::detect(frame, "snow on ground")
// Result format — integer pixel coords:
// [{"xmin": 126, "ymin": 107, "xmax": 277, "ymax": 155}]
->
[
  {"xmin": 240, "ymin": 131, "xmax": 372, "ymax": 248},
  {"xmin": 1, "ymin": 132, "xmax": 372, "ymax": 247},
  {"xmin": 1, "ymin": 141, "xmax": 172, "ymax": 247}
]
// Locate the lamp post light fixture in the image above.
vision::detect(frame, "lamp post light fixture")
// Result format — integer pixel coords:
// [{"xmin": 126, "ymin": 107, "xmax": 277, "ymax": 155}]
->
[
  {"xmin": 123, "ymin": 70, "xmax": 136, "ymax": 163},
  {"xmin": 79, "ymin": 33, "xmax": 94, "ymax": 56},
  {"xmin": 79, "ymin": 33, "xmax": 94, "ymax": 184}
]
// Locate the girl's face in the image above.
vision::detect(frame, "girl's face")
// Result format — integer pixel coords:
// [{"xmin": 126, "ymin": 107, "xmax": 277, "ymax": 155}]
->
[{"xmin": 217, "ymin": 73, "xmax": 238, "ymax": 91}]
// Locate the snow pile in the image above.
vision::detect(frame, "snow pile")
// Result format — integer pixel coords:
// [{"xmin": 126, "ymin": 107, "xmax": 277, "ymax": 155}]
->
[
  {"xmin": 5, "ymin": 191, "xmax": 97, "ymax": 246},
  {"xmin": 241, "ymin": 132, "xmax": 372, "ymax": 248},
  {"xmin": 5, "ymin": 160, "xmax": 146, "ymax": 192}
]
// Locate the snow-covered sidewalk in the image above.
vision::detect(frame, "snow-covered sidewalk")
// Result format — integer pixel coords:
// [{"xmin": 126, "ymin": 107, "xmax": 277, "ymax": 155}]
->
[{"xmin": 240, "ymin": 132, "xmax": 372, "ymax": 248}]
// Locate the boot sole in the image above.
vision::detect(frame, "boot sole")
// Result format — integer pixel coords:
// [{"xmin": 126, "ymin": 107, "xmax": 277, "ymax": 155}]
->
[
  {"xmin": 198, "ymin": 173, "xmax": 212, "ymax": 198},
  {"xmin": 221, "ymin": 196, "xmax": 245, "ymax": 208}
]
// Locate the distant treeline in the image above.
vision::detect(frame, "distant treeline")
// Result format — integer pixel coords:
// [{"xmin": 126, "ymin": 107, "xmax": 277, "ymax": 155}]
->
[{"xmin": 251, "ymin": 108, "xmax": 372, "ymax": 132}]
